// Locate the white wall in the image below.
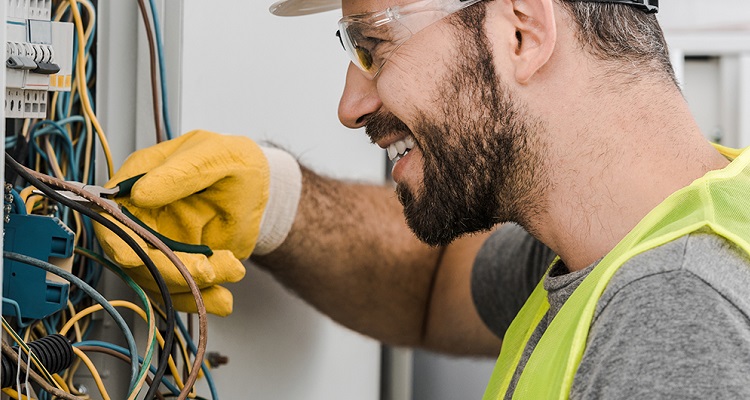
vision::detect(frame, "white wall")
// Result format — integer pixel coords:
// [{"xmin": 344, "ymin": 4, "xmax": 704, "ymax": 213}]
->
[{"xmin": 174, "ymin": 2, "xmax": 384, "ymax": 399}]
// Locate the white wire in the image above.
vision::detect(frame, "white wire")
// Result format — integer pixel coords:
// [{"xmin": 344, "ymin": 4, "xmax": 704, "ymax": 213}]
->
[
  {"xmin": 24, "ymin": 349, "xmax": 33, "ymax": 398},
  {"xmin": 16, "ymin": 344, "xmax": 22, "ymax": 397}
]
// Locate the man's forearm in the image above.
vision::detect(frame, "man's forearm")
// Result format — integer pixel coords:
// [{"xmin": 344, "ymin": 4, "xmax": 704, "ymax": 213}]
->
[{"xmin": 252, "ymin": 167, "xmax": 443, "ymax": 346}]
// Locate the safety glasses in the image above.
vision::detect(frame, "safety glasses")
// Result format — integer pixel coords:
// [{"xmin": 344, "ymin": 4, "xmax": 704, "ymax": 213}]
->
[
  {"xmin": 335, "ymin": 0, "xmax": 659, "ymax": 79},
  {"xmin": 336, "ymin": 0, "xmax": 483, "ymax": 79}
]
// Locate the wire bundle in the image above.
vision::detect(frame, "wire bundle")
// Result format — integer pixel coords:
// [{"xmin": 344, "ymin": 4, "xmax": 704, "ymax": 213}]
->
[{"xmin": 2, "ymin": 1, "xmax": 215, "ymax": 399}]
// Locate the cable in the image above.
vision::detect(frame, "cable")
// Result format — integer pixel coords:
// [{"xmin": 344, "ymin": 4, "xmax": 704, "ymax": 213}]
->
[
  {"xmin": 5, "ymin": 152, "xmax": 176, "ymax": 397},
  {"xmin": 68, "ymin": 0, "xmax": 114, "ymax": 177},
  {"xmin": 175, "ymin": 312, "xmax": 219, "ymax": 400},
  {"xmin": 59, "ymin": 300, "xmax": 156, "ymax": 400},
  {"xmin": 76, "ymin": 341, "xmax": 182, "ymax": 396},
  {"xmin": 61, "ymin": 300, "xmax": 156, "ymax": 397},
  {"xmin": 4, "ymin": 154, "xmax": 203, "ymax": 400},
  {"xmin": 135, "ymin": 0, "xmax": 165, "ymax": 143},
  {"xmin": 148, "ymin": 0, "xmax": 174, "ymax": 140},
  {"xmin": 76, "ymin": 346, "xmax": 167, "ymax": 400},
  {"xmin": 3, "ymin": 252, "xmax": 140, "ymax": 392},
  {"xmin": 71, "ymin": 347, "xmax": 110, "ymax": 400}
]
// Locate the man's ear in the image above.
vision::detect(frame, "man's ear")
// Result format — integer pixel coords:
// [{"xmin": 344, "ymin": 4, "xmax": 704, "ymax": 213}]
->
[{"xmin": 507, "ymin": 0, "xmax": 557, "ymax": 84}]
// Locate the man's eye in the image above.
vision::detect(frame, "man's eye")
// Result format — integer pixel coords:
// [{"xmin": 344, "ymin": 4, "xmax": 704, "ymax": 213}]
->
[
  {"xmin": 355, "ymin": 36, "xmax": 387, "ymax": 70},
  {"xmin": 355, "ymin": 46, "xmax": 374, "ymax": 70}
]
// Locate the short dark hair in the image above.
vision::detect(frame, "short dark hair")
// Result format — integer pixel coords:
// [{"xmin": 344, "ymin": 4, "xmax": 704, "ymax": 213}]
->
[{"xmin": 557, "ymin": 1, "xmax": 677, "ymax": 85}]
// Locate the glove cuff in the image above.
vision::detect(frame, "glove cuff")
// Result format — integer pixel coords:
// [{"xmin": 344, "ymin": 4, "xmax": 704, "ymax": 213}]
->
[{"xmin": 254, "ymin": 147, "xmax": 302, "ymax": 255}]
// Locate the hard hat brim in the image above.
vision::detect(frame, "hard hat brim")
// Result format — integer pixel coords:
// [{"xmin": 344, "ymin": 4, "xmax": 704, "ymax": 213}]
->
[{"xmin": 269, "ymin": 0, "xmax": 341, "ymax": 16}]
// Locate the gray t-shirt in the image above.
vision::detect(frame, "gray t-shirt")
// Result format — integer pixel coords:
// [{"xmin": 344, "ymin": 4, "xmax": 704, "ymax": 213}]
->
[{"xmin": 472, "ymin": 225, "xmax": 750, "ymax": 399}]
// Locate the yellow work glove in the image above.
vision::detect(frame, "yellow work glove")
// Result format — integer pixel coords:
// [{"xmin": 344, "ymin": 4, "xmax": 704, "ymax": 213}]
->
[{"xmin": 93, "ymin": 130, "xmax": 302, "ymax": 316}]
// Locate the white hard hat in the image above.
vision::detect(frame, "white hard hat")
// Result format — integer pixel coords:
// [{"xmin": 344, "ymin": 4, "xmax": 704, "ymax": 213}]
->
[{"xmin": 269, "ymin": 0, "xmax": 341, "ymax": 16}]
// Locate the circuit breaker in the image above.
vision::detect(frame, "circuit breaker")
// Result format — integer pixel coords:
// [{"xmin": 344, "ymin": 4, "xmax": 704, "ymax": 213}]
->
[{"xmin": 5, "ymin": 0, "xmax": 73, "ymax": 119}]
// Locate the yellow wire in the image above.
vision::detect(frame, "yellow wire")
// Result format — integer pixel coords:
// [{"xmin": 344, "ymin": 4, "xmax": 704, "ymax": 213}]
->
[
  {"xmin": 21, "ymin": 119, "xmax": 31, "ymax": 139},
  {"xmin": 58, "ymin": 300, "xmax": 186, "ymax": 398},
  {"xmin": 82, "ymin": 113, "xmax": 93, "ymax": 184},
  {"xmin": 2, "ymin": 388, "xmax": 31, "ymax": 400},
  {"xmin": 54, "ymin": 0, "xmax": 68, "ymax": 21},
  {"xmin": 43, "ymin": 139, "xmax": 66, "ymax": 179},
  {"xmin": 66, "ymin": 301, "xmax": 83, "ymax": 343},
  {"xmin": 18, "ymin": 186, "xmax": 35, "ymax": 203},
  {"xmin": 22, "ymin": 324, "xmax": 32, "ymax": 343},
  {"xmin": 52, "ymin": 373, "xmax": 72, "ymax": 394},
  {"xmin": 24, "ymin": 195, "xmax": 44, "ymax": 214},
  {"xmin": 50, "ymin": 91, "xmax": 59, "ymax": 118},
  {"xmin": 72, "ymin": 347, "xmax": 111, "ymax": 400},
  {"xmin": 68, "ymin": 0, "xmax": 114, "ymax": 177},
  {"xmin": 64, "ymin": 358, "xmax": 88, "ymax": 399}
]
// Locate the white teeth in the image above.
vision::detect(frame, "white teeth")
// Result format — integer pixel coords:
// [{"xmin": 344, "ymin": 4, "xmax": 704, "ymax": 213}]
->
[
  {"xmin": 387, "ymin": 146, "xmax": 398, "ymax": 161},
  {"xmin": 395, "ymin": 141, "xmax": 406, "ymax": 155},
  {"xmin": 387, "ymin": 135, "xmax": 416, "ymax": 162}
]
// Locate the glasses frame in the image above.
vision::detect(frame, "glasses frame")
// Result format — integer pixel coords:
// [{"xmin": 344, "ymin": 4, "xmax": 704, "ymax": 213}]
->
[
  {"xmin": 336, "ymin": 0, "xmax": 484, "ymax": 79},
  {"xmin": 335, "ymin": 0, "xmax": 659, "ymax": 79}
]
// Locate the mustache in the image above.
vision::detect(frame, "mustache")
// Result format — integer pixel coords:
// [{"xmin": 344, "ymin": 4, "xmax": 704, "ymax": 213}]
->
[{"xmin": 364, "ymin": 110, "xmax": 413, "ymax": 144}]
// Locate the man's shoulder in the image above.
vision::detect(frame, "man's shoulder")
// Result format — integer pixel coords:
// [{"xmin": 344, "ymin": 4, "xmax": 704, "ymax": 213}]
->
[
  {"xmin": 572, "ymin": 231, "xmax": 750, "ymax": 399},
  {"xmin": 597, "ymin": 230, "xmax": 750, "ymax": 317}
]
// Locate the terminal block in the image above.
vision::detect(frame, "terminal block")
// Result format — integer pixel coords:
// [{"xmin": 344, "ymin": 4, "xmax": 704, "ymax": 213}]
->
[{"xmin": 3, "ymin": 213, "xmax": 73, "ymax": 324}]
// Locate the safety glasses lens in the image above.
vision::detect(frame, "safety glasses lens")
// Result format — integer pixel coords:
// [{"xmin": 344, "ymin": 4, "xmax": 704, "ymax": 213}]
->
[
  {"xmin": 337, "ymin": 21, "xmax": 382, "ymax": 78},
  {"xmin": 355, "ymin": 47, "xmax": 374, "ymax": 71}
]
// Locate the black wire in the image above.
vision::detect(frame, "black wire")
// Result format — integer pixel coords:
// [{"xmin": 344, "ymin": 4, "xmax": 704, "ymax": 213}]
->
[{"xmin": 5, "ymin": 152, "xmax": 175, "ymax": 400}]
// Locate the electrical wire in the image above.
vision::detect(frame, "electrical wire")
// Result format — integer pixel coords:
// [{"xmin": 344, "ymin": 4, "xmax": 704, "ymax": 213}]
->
[
  {"xmin": 71, "ymin": 347, "xmax": 111, "ymax": 400},
  {"xmin": 62, "ymin": 300, "xmax": 192, "ymax": 397},
  {"xmin": 59, "ymin": 300, "xmax": 157, "ymax": 400},
  {"xmin": 68, "ymin": 0, "xmax": 114, "ymax": 177},
  {"xmin": 147, "ymin": 0, "xmax": 174, "ymax": 140},
  {"xmin": 76, "ymin": 345, "xmax": 167, "ymax": 400},
  {"xmin": 175, "ymin": 312, "xmax": 219, "ymax": 400},
  {"xmin": 135, "ymin": 0, "xmax": 165, "ymax": 143},
  {"xmin": 4, "ymin": 154, "xmax": 204, "ymax": 400},
  {"xmin": 3, "ymin": 252, "xmax": 140, "ymax": 392}
]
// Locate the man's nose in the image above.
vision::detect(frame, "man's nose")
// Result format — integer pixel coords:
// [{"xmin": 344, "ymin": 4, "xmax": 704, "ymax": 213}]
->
[{"xmin": 338, "ymin": 63, "xmax": 382, "ymax": 129}]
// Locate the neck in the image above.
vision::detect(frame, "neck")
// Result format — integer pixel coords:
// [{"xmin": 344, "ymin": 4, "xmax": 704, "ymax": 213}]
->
[{"xmin": 526, "ymin": 79, "xmax": 730, "ymax": 272}]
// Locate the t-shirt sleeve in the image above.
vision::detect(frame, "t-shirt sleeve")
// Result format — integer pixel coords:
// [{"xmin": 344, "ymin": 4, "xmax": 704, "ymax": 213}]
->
[
  {"xmin": 470, "ymin": 223, "xmax": 557, "ymax": 339},
  {"xmin": 572, "ymin": 268, "xmax": 750, "ymax": 399}
]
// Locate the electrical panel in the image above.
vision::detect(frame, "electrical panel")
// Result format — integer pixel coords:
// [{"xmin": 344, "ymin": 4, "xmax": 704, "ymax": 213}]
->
[
  {"xmin": 5, "ymin": 0, "xmax": 73, "ymax": 119},
  {"xmin": 1, "ymin": 1, "xmax": 222, "ymax": 399}
]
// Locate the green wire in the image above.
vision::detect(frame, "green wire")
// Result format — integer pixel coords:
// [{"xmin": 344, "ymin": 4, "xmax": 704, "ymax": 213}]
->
[{"xmin": 74, "ymin": 247, "xmax": 158, "ymax": 398}]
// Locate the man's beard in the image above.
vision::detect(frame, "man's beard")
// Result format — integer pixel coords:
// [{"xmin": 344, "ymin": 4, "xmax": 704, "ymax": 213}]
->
[{"xmin": 366, "ymin": 18, "xmax": 549, "ymax": 247}]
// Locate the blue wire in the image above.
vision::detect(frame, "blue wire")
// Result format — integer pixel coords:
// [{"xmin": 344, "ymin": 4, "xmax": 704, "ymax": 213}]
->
[
  {"xmin": 175, "ymin": 312, "xmax": 219, "ymax": 400},
  {"xmin": 73, "ymin": 340, "xmax": 182, "ymax": 396},
  {"xmin": 28, "ymin": 120, "xmax": 79, "ymax": 181},
  {"xmin": 5, "ymin": 136, "xmax": 18, "ymax": 149},
  {"xmin": 9, "ymin": 188, "xmax": 26, "ymax": 215},
  {"xmin": 148, "ymin": 0, "xmax": 174, "ymax": 140}
]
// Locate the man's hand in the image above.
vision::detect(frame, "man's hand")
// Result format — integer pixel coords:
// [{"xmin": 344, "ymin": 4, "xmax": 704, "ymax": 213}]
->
[{"xmin": 94, "ymin": 130, "xmax": 301, "ymax": 316}]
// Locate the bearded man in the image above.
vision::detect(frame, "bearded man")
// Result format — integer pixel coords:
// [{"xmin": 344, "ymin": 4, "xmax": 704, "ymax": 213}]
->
[{"xmin": 97, "ymin": 0, "xmax": 750, "ymax": 398}]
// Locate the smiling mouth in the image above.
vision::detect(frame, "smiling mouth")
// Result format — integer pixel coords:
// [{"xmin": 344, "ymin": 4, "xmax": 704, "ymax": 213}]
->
[{"xmin": 386, "ymin": 135, "xmax": 416, "ymax": 163}]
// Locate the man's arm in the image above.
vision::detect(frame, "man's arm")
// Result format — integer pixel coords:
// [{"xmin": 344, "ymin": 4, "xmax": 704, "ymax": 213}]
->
[{"xmin": 253, "ymin": 167, "xmax": 501, "ymax": 356}]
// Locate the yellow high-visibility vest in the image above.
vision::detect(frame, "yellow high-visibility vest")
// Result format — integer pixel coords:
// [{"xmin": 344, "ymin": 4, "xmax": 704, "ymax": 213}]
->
[{"xmin": 482, "ymin": 144, "xmax": 746, "ymax": 400}]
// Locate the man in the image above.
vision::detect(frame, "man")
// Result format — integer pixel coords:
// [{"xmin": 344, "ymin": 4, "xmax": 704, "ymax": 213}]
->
[{"xmin": 96, "ymin": 0, "xmax": 750, "ymax": 398}]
